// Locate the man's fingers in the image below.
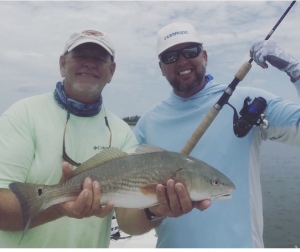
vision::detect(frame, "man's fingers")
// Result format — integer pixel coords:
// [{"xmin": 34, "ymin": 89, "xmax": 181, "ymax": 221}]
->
[
  {"xmin": 59, "ymin": 189, "xmax": 89, "ymax": 218},
  {"xmin": 166, "ymin": 180, "xmax": 182, "ymax": 215},
  {"xmin": 258, "ymin": 61, "xmax": 269, "ymax": 69},
  {"xmin": 57, "ymin": 176, "xmax": 114, "ymax": 220},
  {"xmin": 80, "ymin": 179, "xmax": 114, "ymax": 218},
  {"xmin": 193, "ymin": 200, "xmax": 211, "ymax": 211},
  {"xmin": 153, "ymin": 180, "xmax": 209, "ymax": 218},
  {"xmin": 89, "ymin": 181, "xmax": 101, "ymax": 213},
  {"xmin": 65, "ymin": 178, "xmax": 97, "ymax": 217},
  {"xmin": 60, "ymin": 162, "xmax": 73, "ymax": 183},
  {"xmin": 156, "ymin": 184, "xmax": 169, "ymax": 210},
  {"xmin": 82, "ymin": 177, "xmax": 93, "ymax": 214},
  {"xmin": 175, "ymin": 183, "xmax": 193, "ymax": 214},
  {"xmin": 81, "ymin": 178, "xmax": 104, "ymax": 217}
]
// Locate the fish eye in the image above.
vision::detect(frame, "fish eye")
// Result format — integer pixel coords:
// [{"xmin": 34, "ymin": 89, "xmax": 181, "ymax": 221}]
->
[{"xmin": 211, "ymin": 179, "xmax": 220, "ymax": 186}]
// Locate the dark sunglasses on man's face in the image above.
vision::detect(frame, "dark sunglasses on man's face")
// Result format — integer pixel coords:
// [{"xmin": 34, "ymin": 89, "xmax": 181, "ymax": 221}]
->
[{"xmin": 159, "ymin": 44, "xmax": 203, "ymax": 64}]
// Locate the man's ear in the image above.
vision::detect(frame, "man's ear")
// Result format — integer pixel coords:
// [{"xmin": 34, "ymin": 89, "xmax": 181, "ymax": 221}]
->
[
  {"xmin": 159, "ymin": 61, "xmax": 165, "ymax": 76},
  {"xmin": 59, "ymin": 55, "xmax": 66, "ymax": 78},
  {"xmin": 202, "ymin": 50, "xmax": 208, "ymax": 65},
  {"xmin": 107, "ymin": 61, "xmax": 116, "ymax": 84}
]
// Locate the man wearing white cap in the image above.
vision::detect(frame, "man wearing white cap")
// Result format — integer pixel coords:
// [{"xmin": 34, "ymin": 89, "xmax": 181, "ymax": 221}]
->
[
  {"xmin": 0, "ymin": 30, "xmax": 138, "ymax": 247},
  {"xmin": 133, "ymin": 22, "xmax": 300, "ymax": 247}
]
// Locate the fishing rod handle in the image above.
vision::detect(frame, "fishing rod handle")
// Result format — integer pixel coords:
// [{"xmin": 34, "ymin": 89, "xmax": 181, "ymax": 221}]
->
[
  {"xmin": 235, "ymin": 61, "xmax": 252, "ymax": 81},
  {"xmin": 180, "ymin": 61, "xmax": 252, "ymax": 155},
  {"xmin": 181, "ymin": 107, "xmax": 219, "ymax": 155}
]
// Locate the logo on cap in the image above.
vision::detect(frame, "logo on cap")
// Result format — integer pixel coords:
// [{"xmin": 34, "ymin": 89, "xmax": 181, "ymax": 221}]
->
[
  {"xmin": 164, "ymin": 31, "xmax": 188, "ymax": 40},
  {"xmin": 82, "ymin": 30, "xmax": 104, "ymax": 37}
]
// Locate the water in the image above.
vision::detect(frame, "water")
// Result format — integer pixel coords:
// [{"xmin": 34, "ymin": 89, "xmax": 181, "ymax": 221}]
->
[{"xmin": 261, "ymin": 140, "xmax": 300, "ymax": 248}]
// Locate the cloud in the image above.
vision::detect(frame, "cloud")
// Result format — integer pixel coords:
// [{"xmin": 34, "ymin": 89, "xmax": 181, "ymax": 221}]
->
[{"xmin": 0, "ymin": 1, "xmax": 299, "ymax": 117}]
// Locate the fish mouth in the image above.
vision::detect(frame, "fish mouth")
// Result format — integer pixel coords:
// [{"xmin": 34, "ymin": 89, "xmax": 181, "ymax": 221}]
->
[{"xmin": 210, "ymin": 193, "xmax": 232, "ymax": 200}]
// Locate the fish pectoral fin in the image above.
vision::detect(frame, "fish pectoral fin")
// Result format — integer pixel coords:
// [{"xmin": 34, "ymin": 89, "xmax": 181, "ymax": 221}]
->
[{"xmin": 140, "ymin": 183, "xmax": 158, "ymax": 195}]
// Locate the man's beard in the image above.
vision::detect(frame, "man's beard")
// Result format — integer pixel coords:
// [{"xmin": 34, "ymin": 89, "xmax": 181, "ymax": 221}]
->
[{"xmin": 169, "ymin": 69, "xmax": 206, "ymax": 97}]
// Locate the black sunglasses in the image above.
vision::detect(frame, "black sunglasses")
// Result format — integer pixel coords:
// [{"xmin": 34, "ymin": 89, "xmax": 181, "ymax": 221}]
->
[
  {"xmin": 62, "ymin": 111, "xmax": 112, "ymax": 167},
  {"xmin": 159, "ymin": 44, "xmax": 203, "ymax": 64}
]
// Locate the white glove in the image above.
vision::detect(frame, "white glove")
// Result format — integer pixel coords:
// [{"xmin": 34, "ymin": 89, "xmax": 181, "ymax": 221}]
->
[{"xmin": 250, "ymin": 40, "xmax": 300, "ymax": 82}]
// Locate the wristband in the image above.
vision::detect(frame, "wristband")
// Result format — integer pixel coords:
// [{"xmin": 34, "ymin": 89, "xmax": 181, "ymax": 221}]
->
[{"xmin": 144, "ymin": 208, "xmax": 166, "ymax": 222}]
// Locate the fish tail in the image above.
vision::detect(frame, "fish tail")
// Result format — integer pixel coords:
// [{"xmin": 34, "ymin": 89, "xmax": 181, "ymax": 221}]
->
[{"xmin": 9, "ymin": 182, "xmax": 45, "ymax": 234}]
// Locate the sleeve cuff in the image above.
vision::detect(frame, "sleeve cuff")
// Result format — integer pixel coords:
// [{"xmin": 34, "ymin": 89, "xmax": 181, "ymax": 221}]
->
[{"xmin": 293, "ymin": 78, "xmax": 300, "ymax": 88}]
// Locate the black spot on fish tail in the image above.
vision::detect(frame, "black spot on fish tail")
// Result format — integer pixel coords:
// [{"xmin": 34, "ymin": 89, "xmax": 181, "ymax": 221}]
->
[
  {"xmin": 37, "ymin": 188, "xmax": 43, "ymax": 196},
  {"xmin": 9, "ymin": 182, "xmax": 44, "ymax": 237}
]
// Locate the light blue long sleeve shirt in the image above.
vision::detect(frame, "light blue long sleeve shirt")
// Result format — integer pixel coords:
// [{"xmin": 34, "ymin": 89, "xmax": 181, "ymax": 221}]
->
[{"xmin": 134, "ymin": 77, "xmax": 300, "ymax": 248}]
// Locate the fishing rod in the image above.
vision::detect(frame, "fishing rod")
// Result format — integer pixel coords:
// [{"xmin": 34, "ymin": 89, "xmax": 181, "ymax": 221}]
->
[{"xmin": 181, "ymin": 0, "xmax": 297, "ymax": 155}]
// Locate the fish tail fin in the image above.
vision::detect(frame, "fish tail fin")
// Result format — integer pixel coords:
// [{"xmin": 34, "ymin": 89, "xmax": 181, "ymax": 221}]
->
[{"xmin": 9, "ymin": 182, "xmax": 45, "ymax": 234}]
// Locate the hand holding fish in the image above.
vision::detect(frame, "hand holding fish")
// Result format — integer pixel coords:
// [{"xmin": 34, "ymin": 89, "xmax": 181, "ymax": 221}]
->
[
  {"xmin": 55, "ymin": 162, "xmax": 114, "ymax": 219},
  {"xmin": 115, "ymin": 179, "xmax": 212, "ymax": 236},
  {"xmin": 8, "ymin": 145, "xmax": 235, "ymax": 236},
  {"xmin": 148, "ymin": 179, "xmax": 211, "ymax": 219}
]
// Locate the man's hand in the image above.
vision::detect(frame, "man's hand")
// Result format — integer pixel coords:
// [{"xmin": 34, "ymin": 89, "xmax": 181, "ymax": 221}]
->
[
  {"xmin": 148, "ymin": 179, "xmax": 211, "ymax": 218},
  {"xmin": 55, "ymin": 162, "xmax": 114, "ymax": 219},
  {"xmin": 114, "ymin": 179, "xmax": 211, "ymax": 236},
  {"xmin": 250, "ymin": 40, "xmax": 300, "ymax": 82}
]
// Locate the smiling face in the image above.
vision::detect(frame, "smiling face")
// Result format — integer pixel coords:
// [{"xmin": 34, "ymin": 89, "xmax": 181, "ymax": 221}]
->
[
  {"xmin": 159, "ymin": 42, "xmax": 208, "ymax": 98},
  {"xmin": 59, "ymin": 43, "xmax": 116, "ymax": 104}
]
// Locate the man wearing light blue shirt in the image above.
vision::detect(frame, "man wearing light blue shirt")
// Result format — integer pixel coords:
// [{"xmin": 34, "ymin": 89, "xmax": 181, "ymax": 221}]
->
[{"xmin": 133, "ymin": 22, "xmax": 300, "ymax": 248}]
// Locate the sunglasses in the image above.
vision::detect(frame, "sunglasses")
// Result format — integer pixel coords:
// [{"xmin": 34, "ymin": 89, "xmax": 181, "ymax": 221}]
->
[
  {"xmin": 159, "ymin": 44, "xmax": 203, "ymax": 65},
  {"xmin": 62, "ymin": 111, "xmax": 112, "ymax": 167}
]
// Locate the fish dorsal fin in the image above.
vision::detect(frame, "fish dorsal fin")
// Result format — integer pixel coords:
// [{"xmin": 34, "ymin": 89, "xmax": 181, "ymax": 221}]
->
[
  {"xmin": 70, "ymin": 148, "xmax": 128, "ymax": 177},
  {"xmin": 133, "ymin": 144, "xmax": 166, "ymax": 155}
]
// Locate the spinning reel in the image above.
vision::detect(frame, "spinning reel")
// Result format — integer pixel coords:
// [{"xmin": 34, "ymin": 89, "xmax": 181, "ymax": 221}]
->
[{"xmin": 228, "ymin": 96, "xmax": 269, "ymax": 137}]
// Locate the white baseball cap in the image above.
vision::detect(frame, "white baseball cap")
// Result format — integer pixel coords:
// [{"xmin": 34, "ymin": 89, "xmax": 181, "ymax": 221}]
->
[
  {"xmin": 157, "ymin": 22, "xmax": 202, "ymax": 55},
  {"xmin": 63, "ymin": 30, "xmax": 115, "ymax": 57}
]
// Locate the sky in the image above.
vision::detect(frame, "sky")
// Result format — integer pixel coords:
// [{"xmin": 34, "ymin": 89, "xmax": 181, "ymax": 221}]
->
[{"xmin": 0, "ymin": 1, "xmax": 300, "ymax": 118}]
